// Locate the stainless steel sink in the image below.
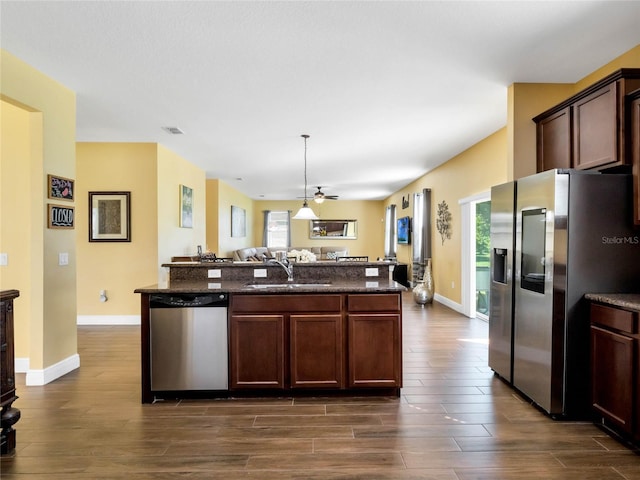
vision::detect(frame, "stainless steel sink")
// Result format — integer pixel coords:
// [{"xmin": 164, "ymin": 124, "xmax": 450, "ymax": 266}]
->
[{"xmin": 244, "ymin": 283, "xmax": 332, "ymax": 289}]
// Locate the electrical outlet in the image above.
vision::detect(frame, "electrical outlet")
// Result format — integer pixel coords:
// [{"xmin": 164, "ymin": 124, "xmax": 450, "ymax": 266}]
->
[
  {"xmin": 365, "ymin": 268, "xmax": 379, "ymax": 277},
  {"xmin": 451, "ymin": 281, "xmax": 455, "ymax": 289},
  {"xmin": 0, "ymin": 253, "xmax": 7, "ymax": 266},
  {"xmin": 254, "ymin": 269, "xmax": 267, "ymax": 278},
  {"xmin": 208, "ymin": 269, "xmax": 221, "ymax": 278}
]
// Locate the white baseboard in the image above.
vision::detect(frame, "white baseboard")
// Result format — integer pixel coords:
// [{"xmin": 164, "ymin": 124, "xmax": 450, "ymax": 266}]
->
[
  {"xmin": 25, "ymin": 353, "xmax": 80, "ymax": 386},
  {"xmin": 434, "ymin": 293, "xmax": 465, "ymax": 316},
  {"xmin": 15, "ymin": 357, "xmax": 29, "ymax": 373},
  {"xmin": 77, "ymin": 315, "xmax": 140, "ymax": 325}
]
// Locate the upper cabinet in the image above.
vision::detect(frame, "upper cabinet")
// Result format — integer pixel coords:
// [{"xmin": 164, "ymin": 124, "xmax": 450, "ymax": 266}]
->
[
  {"xmin": 535, "ymin": 106, "xmax": 572, "ymax": 172},
  {"xmin": 534, "ymin": 69, "xmax": 640, "ymax": 173},
  {"xmin": 631, "ymin": 88, "xmax": 640, "ymax": 226}
]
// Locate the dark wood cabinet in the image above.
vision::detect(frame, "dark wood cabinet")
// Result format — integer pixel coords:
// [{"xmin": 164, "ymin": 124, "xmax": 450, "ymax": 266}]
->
[
  {"xmin": 590, "ymin": 302, "xmax": 640, "ymax": 439},
  {"xmin": 534, "ymin": 69, "xmax": 640, "ymax": 173},
  {"xmin": 591, "ymin": 325, "xmax": 634, "ymax": 433},
  {"xmin": 572, "ymin": 82, "xmax": 619, "ymax": 170},
  {"xmin": 229, "ymin": 294, "xmax": 344, "ymax": 391},
  {"xmin": 536, "ymin": 106, "xmax": 572, "ymax": 172},
  {"xmin": 347, "ymin": 294, "xmax": 402, "ymax": 388},
  {"xmin": 229, "ymin": 292, "xmax": 401, "ymax": 393},
  {"xmin": 290, "ymin": 314, "xmax": 343, "ymax": 389},
  {"xmin": 229, "ymin": 314, "xmax": 285, "ymax": 389},
  {"xmin": 630, "ymin": 89, "xmax": 640, "ymax": 226},
  {"xmin": 1, "ymin": 290, "xmax": 20, "ymax": 455}
]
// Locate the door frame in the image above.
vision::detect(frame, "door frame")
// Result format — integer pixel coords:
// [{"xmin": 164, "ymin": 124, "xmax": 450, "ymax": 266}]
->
[{"xmin": 459, "ymin": 191, "xmax": 490, "ymax": 319}]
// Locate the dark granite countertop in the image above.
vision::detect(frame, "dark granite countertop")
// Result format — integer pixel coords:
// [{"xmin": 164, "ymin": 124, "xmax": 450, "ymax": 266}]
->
[
  {"xmin": 135, "ymin": 278, "xmax": 407, "ymax": 295},
  {"xmin": 584, "ymin": 293, "xmax": 640, "ymax": 312},
  {"xmin": 162, "ymin": 260, "xmax": 396, "ymax": 268}
]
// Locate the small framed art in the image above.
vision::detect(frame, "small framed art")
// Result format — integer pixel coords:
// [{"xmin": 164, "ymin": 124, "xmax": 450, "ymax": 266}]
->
[
  {"xmin": 89, "ymin": 191, "xmax": 131, "ymax": 242},
  {"xmin": 180, "ymin": 184, "xmax": 193, "ymax": 228},
  {"xmin": 231, "ymin": 205, "xmax": 246, "ymax": 237},
  {"xmin": 48, "ymin": 174, "xmax": 74, "ymax": 201},
  {"xmin": 48, "ymin": 204, "xmax": 74, "ymax": 229}
]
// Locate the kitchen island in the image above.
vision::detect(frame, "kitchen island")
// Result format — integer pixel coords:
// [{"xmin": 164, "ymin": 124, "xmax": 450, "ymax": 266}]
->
[{"xmin": 136, "ymin": 260, "xmax": 406, "ymax": 403}]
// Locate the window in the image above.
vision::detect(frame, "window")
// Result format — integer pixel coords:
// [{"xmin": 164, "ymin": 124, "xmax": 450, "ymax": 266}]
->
[{"xmin": 265, "ymin": 211, "xmax": 290, "ymax": 248}]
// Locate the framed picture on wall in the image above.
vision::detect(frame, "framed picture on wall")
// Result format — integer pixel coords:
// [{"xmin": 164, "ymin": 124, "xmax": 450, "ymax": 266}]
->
[
  {"xmin": 180, "ymin": 184, "xmax": 193, "ymax": 228},
  {"xmin": 231, "ymin": 205, "xmax": 246, "ymax": 237},
  {"xmin": 47, "ymin": 204, "xmax": 74, "ymax": 229},
  {"xmin": 89, "ymin": 191, "xmax": 131, "ymax": 242},
  {"xmin": 47, "ymin": 174, "xmax": 74, "ymax": 201}
]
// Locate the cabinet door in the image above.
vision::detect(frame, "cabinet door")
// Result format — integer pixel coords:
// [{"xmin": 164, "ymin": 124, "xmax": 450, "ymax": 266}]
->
[
  {"xmin": 229, "ymin": 315, "xmax": 285, "ymax": 389},
  {"xmin": 348, "ymin": 313, "xmax": 401, "ymax": 388},
  {"xmin": 631, "ymin": 93, "xmax": 640, "ymax": 226},
  {"xmin": 536, "ymin": 106, "xmax": 572, "ymax": 172},
  {"xmin": 591, "ymin": 325, "xmax": 634, "ymax": 433},
  {"xmin": 290, "ymin": 314, "xmax": 344, "ymax": 389},
  {"xmin": 573, "ymin": 82, "xmax": 619, "ymax": 170}
]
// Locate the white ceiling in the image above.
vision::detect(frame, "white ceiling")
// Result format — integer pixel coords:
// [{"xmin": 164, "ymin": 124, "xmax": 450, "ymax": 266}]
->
[{"xmin": 2, "ymin": 1, "xmax": 639, "ymax": 200}]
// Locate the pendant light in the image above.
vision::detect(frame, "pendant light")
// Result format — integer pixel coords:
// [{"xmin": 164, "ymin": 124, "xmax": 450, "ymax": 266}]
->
[{"xmin": 293, "ymin": 134, "xmax": 318, "ymax": 220}]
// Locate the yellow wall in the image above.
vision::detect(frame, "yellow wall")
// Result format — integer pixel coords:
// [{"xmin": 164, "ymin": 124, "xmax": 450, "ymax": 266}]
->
[
  {"xmin": 76, "ymin": 142, "xmax": 206, "ymax": 311},
  {"xmin": 386, "ymin": 128, "xmax": 508, "ymax": 303},
  {"xmin": 253, "ymin": 199, "xmax": 386, "ymax": 260},
  {"xmin": 205, "ymin": 180, "xmax": 385, "ymax": 260},
  {"xmin": 576, "ymin": 44, "xmax": 640, "ymax": 91},
  {"xmin": 76, "ymin": 143, "xmax": 160, "ymax": 315},
  {"xmin": 1, "ymin": 49, "xmax": 77, "ymax": 373},
  {"xmin": 0, "ymin": 101, "xmax": 39, "ymax": 358},
  {"xmin": 506, "ymin": 44, "xmax": 640, "ymax": 183},
  {"xmin": 156, "ymin": 144, "xmax": 206, "ymax": 280},
  {"xmin": 508, "ymin": 83, "xmax": 575, "ymax": 180},
  {"xmin": 205, "ymin": 179, "xmax": 221, "ymax": 254},
  {"xmin": 213, "ymin": 180, "xmax": 256, "ymax": 257}
]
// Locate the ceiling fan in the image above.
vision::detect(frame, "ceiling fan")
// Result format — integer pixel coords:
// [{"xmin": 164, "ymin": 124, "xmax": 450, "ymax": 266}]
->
[
  {"xmin": 313, "ymin": 187, "xmax": 339, "ymax": 203},
  {"xmin": 297, "ymin": 186, "xmax": 339, "ymax": 203}
]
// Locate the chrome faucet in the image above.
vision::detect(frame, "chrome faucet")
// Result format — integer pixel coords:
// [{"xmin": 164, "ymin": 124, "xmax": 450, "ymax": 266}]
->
[{"xmin": 268, "ymin": 258, "xmax": 294, "ymax": 282}]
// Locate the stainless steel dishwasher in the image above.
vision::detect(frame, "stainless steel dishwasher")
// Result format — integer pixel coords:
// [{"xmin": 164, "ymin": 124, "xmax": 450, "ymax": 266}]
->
[{"xmin": 149, "ymin": 293, "xmax": 228, "ymax": 392}]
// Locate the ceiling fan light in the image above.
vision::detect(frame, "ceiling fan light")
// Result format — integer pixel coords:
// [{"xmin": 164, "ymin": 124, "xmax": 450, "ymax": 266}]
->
[
  {"xmin": 314, "ymin": 196, "xmax": 325, "ymax": 204},
  {"xmin": 293, "ymin": 201, "xmax": 318, "ymax": 220}
]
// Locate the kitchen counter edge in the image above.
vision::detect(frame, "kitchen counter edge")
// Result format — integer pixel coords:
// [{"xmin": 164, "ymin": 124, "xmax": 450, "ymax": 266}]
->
[
  {"xmin": 584, "ymin": 293, "xmax": 640, "ymax": 311},
  {"xmin": 135, "ymin": 280, "xmax": 407, "ymax": 295}
]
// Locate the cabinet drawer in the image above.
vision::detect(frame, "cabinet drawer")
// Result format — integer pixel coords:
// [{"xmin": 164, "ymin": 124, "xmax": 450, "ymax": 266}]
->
[
  {"xmin": 591, "ymin": 303, "xmax": 637, "ymax": 334},
  {"xmin": 232, "ymin": 294, "xmax": 342, "ymax": 313},
  {"xmin": 347, "ymin": 294, "xmax": 400, "ymax": 312}
]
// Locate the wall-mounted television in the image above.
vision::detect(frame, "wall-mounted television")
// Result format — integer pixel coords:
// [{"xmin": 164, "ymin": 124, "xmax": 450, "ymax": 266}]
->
[{"xmin": 397, "ymin": 216, "xmax": 411, "ymax": 244}]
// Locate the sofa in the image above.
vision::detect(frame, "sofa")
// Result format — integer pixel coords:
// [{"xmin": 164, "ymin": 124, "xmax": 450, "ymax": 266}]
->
[{"xmin": 232, "ymin": 246, "xmax": 349, "ymax": 262}]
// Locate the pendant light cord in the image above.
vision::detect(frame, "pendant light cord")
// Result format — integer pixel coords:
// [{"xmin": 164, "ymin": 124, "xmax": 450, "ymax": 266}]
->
[{"xmin": 302, "ymin": 134, "xmax": 310, "ymax": 202}]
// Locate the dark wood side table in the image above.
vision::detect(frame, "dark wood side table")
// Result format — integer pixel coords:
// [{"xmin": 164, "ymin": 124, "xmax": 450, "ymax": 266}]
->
[{"xmin": 1, "ymin": 289, "xmax": 20, "ymax": 455}]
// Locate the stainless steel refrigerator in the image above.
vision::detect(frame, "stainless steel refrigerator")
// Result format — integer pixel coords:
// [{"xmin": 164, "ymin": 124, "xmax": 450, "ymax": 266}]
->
[
  {"xmin": 488, "ymin": 181, "xmax": 516, "ymax": 384},
  {"xmin": 489, "ymin": 169, "xmax": 640, "ymax": 418}
]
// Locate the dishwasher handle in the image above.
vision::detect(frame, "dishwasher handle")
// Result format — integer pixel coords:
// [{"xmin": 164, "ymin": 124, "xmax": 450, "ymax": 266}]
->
[{"xmin": 149, "ymin": 293, "xmax": 228, "ymax": 308}]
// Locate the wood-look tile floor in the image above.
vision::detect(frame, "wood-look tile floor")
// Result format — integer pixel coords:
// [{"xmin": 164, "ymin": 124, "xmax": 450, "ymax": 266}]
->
[{"xmin": 3, "ymin": 292, "xmax": 640, "ymax": 479}]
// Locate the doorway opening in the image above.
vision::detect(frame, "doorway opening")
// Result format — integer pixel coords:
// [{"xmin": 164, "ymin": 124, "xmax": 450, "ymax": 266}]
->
[
  {"xmin": 475, "ymin": 200, "xmax": 491, "ymax": 317},
  {"xmin": 460, "ymin": 191, "xmax": 491, "ymax": 320}
]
